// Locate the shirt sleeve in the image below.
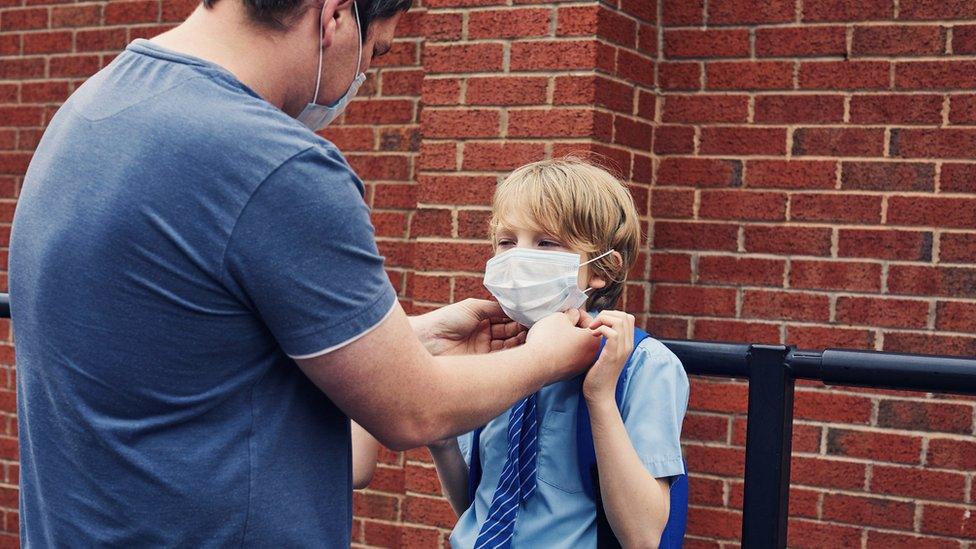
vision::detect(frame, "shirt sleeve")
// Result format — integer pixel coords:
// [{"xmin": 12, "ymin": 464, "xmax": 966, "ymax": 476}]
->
[
  {"xmin": 457, "ymin": 431, "xmax": 474, "ymax": 468},
  {"xmin": 620, "ymin": 337, "xmax": 690, "ymax": 481},
  {"xmin": 222, "ymin": 145, "xmax": 397, "ymax": 358}
]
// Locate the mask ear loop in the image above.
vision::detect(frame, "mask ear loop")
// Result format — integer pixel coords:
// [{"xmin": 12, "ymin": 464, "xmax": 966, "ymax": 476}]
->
[
  {"xmin": 311, "ymin": 7, "xmax": 325, "ymax": 105},
  {"xmin": 580, "ymin": 249, "xmax": 614, "ymax": 267}
]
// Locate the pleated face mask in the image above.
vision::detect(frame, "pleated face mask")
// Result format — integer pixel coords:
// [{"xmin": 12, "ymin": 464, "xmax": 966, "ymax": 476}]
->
[{"xmin": 483, "ymin": 248, "xmax": 612, "ymax": 327}]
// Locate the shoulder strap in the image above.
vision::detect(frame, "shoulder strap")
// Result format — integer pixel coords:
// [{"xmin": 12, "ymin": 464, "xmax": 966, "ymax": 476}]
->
[
  {"xmin": 577, "ymin": 327, "xmax": 652, "ymax": 499},
  {"xmin": 467, "ymin": 426, "xmax": 484, "ymax": 504}
]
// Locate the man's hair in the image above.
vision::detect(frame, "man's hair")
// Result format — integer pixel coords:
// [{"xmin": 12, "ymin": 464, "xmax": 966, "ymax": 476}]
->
[
  {"xmin": 489, "ymin": 157, "xmax": 643, "ymax": 312},
  {"xmin": 201, "ymin": 0, "xmax": 412, "ymax": 34}
]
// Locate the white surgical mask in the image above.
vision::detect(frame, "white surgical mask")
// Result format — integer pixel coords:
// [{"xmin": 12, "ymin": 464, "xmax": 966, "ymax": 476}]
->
[
  {"xmin": 483, "ymin": 248, "xmax": 613, "ymax": 327},
  {"xmin": 297, "ymin": 2, "xmax": 366, "ymax": 131}
]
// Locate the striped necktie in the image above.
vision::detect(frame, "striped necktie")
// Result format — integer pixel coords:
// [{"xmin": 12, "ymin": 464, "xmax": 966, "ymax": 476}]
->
[{"xmin": 473, "ymin": 393, "xmax": 540, "ymax": 549}]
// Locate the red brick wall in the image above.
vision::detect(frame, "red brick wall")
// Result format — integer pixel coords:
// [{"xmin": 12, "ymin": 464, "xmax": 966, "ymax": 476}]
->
[{"xmin": 2, "ymin": 1, "xmax": 976, "ymax": 548}]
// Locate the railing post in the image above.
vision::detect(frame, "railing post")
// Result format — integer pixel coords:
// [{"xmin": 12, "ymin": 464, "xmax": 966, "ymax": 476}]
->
[{"xmin": 741, "ymin": 345, "xmax": 795, "ymax": 548}]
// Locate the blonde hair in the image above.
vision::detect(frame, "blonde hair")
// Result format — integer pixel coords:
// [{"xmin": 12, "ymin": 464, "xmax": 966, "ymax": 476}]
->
[{"xmin": 489, "ymin": 156, "xmax": 642, "ymax": 311}]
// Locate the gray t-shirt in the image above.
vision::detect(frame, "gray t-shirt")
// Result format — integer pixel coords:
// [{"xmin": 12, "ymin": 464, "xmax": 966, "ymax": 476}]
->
[{"xmin": 10, "ymin": 39, "xmax": 396, "ymax": 547}]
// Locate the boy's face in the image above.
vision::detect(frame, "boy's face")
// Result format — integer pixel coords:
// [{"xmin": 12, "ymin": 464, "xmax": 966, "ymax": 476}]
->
[{"xmin": 493, "ymin": 217, "xmax": 607, "ymax": 292}]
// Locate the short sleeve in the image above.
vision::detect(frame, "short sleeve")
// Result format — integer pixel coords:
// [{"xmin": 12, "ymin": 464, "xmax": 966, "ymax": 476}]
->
[
  {"xmin": 620, "ymin": 338, "xmax": 690, "ymax": 480},
  {"xmin": 222, "ymin": 145, "xmax": 397, "ymax": 358},
  {"xmin": 457, "ymin": 431, "xmax": 474, "ymax": 468}
]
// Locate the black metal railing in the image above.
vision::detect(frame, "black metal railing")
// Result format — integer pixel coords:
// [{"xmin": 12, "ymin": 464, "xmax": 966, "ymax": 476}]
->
[{"xmin": 0, "ymin": 291, "xmax": 974, "ymax": 547}]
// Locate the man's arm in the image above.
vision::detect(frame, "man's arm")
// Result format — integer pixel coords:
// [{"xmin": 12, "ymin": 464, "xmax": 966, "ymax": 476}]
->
[
  {"xmin": 351, "ymin": 421, "xmax": 379, "ymax": 489},
  {"xmin": 296, "ymin": 304, "xmax": 599, "ymax": 451}
]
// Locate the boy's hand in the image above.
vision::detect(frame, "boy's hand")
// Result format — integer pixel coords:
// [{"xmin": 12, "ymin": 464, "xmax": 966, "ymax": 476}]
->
[{"xmin": 582, "ymin": 310, "xmax": 636, "ymax": 403}]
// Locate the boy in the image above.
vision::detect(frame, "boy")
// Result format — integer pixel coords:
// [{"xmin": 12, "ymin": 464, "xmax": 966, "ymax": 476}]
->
[{"xmin": 428, "ymin": 157, "xmax": 690, "ymax": 548}]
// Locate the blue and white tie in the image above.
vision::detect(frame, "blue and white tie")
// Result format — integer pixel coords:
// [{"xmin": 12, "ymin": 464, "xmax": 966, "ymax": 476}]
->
[{"xmin": 473, "ymin": 393, "xmax": 540, "ymax": 549}]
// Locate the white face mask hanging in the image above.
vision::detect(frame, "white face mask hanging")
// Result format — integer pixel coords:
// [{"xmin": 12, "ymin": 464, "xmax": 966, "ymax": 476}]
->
[
  {"xmin": 483, "ymin": 248, "xmax": 614, "ymax": 328},
  {"xmin": 297, "ymin": 1, "xmax": 366, "ymax": 131}
]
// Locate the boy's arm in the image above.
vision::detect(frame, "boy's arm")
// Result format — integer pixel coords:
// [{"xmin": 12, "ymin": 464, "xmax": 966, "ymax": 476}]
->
[
  {"xmin": 583, "ymin": 311, "xmax": 671, "ymax": 548},
  {"xmin": 352, "ymin": 421, "xmax": 380, "ymax": 489},
  {"xmin": 428, "ymin": 439, "xmax": 471, "ymax": 516}
]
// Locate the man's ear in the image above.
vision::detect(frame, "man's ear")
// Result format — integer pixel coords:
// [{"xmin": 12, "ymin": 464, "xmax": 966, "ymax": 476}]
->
[{"xmin": 320, "ymin": 0, "xmax": 341, "ymax": 47}]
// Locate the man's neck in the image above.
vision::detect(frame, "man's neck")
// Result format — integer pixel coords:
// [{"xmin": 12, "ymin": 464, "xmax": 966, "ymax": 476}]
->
[{"xmin": 151, "ymin": 4, "xmax": 310, "ymax": 114}]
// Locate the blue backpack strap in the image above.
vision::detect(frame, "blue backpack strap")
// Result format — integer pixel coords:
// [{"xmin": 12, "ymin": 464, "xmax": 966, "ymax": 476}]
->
[
  {"xmin": 577, "ymin": 327, "xmax": 652, "ymax": 499},
  {"xmin": 467, "ymin": 426, "xmax": 484, "ymax": 504},
  {"xmin": 659, "ymin": 462, "xmax": 689, "ymax": 548}
]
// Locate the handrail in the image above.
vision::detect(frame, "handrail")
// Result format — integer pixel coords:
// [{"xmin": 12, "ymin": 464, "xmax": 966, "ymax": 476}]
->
[{"xmin": 1, "ymin": 291, "xmax": 974, "ymax": 546}]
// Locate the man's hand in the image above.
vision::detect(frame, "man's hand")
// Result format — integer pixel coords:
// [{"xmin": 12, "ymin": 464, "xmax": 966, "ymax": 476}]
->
[
  {"xmin": 525, "ymin": 309, "xmax": 603, "ymax": 382},
  {"xmin": 410, "ymin": 298, "xmax": 527, "ymax": 356}
]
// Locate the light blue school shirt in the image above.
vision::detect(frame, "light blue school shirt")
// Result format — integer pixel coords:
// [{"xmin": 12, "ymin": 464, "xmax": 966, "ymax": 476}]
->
[
  {"xmin": 10, "ymin": 40, "xmax": 396, "ymax": 547},
  {"xmin": 452, "ymin": 337, "xmax": 690, "ymax": 548}
]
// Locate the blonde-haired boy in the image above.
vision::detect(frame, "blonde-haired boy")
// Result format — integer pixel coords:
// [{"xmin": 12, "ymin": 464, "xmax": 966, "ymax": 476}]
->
[{"xmin": 429, "ymin": 157, "xmax": 690, "ymax": 548}]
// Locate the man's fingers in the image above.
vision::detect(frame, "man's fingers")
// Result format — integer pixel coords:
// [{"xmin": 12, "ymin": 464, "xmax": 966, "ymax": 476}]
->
[
  {"xmin": 464, "ymin": 298, "xmax": 510, "ymax": 321},
  {"xmin": 490, "ymin": 319, "xmax": 523, "ymax": 339},
  {"xmin": 576, "ymin": 309, "xmax": 594, "ymax": 328}
]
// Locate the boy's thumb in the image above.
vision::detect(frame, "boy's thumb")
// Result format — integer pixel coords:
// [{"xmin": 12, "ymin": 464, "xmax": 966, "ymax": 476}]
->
[{"xmin": 576, "ymin": 309, "xmax": 594, "ymax": 329}]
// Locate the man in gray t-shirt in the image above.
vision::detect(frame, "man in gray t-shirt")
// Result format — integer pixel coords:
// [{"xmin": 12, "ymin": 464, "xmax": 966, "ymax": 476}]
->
[{"xmin": 9, "ymin": 0, "xmax": 601, "ymax": 546}]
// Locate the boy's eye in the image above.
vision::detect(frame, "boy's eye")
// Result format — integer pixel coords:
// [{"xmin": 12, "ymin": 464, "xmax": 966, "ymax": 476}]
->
[
  {"xmin": 497, "ymin": 239, "xmax": 515, "ymax": 248},
  {"xmin": 538, "ymin": 240, "xmax": 561, "ymax": 248}
]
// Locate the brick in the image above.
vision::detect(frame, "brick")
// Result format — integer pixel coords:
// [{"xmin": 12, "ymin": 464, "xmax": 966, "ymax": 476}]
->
[
  {"xmin": 838, "ymin": 229, "xmax": 931, "ymax": 261},
  {"xmin": 51, "ymin": 5, "xmax": 101, "ymax": 27},
  {"xmin": 790, "ymin": 260, "xmax": 882, "ymax": 292},
  {"xmin": 937, "ymin": 300, "xmax": 976, "ymax": 331},
  {"xmin": 888, "ymin": 196, "xmax": 976, "ymax": 229},
  {"xmin": 161, "ymin": 0, "xmax": 197, "ymax": 22},
  {"xmin": 664, "ymin": 29, "xmax": 749, "ymax": 59},
  {"xmin": 850, "ymin": 94, "xmax": 944, "ymax": 125},
  {"xmin": 353, "ymin": 492, "xmax": 398, "ymax": 520},
  {"xmin": 899, "ymin": 0, "xmax": 976, "ymax": 20},
  {"xmin": 755, "ymin": 95, "xmax": 845, "ymax": 124},
  {"xmin": 462, "ymin": 142, "xmax": 546, "ymax": 171},
  {"xmin": 708, "ymin": 0, "xmax": 794, "ymax": 24},
  {"xmin": 0, "ymin": 35, "xmax": 18, "ymax": 57},
  {"xmin": 955, "ymin": 24, "xmax": 976, "ymax": 54},
  {"xmin": 791, "ymin": 193, "xmax": 882, "ymax": 224},
  {"xmin": 744, "ymin": 226, "xmax": 832, "ymax": 256},
  {"xmin": 371, "ymin": 41, "xmax": 418, "ymax": 68},
  {"xmin": 659, "ymin": 62, "xmax": 702, "ymax": 90},
  {"xmin": 410, "ymin": 208, "xmax": 452, "ymax": 237},
  {"xmin": 693, "ymin": 319, "xmax": 781, "ymax": 344},
  {"xmin": 941, "ymin": 163, "xmax": 976, "ymax": 193},
  {"xmin": 0, "ymin": 107, "xmax": 43, "ymax": 128},
  {"xmin": 348, "ymin": 154, "xmax": 409, "ymax": 181},
  {"xmin": 425, "ymin": 43, "xmax": 503, "ymax": 73},
  {"xmin": 0, "ymin": 57, "xmax": 45, "ymax": 79},
  {"xmin": 0, "ymin": 7, "xmax": 48, "ymax": 30},
  {"xmin": 651, "ymin": 284, "xmax": 737, "ymax": 316},
  {"xmin": 470, "ymin": 7, "xmax": 549, "ymax": 39},
  {"xmin": 653, "ymin": 125, "xmax": 695, "ymax": 155},
  {"xmin": 651, "ymin": 189, "xmax": 694, "ymax": 219},
  {"xmin": 662, "ymin": 0, "xmax": 703, "ymax": 25},
  {"xmin": 0, "ymin": 154, "xmax": 31, "ymax": 175},
  {"xmin": 456, "ymin": 209, "xmax": 491, "ymax": 239},
  {"xmin": 657, "ymin": 158, "xmax": 740, "ymax": 187},
  {"xmin": 793, "ymin": 128, "xmax": 885, "ymax": 157},
  {"xmin": 345, "ymin": 99, "xmax": 414, "ymax": 125},
  {"xmin": 742, "ymin": 290, "xmax": 830, "ymax": 322},
  {"xmin": 510, "ymin": 40, "xmax": 599, "ymax": 71},
  {"xmin": 745, "ymin": 160, "xmax": 837, "ymax": 190},
  {"xmin": 939, "ymin": 233, "xmax": 976, "ymax": 263},
  {"xmin": 697, "ymin": 256, "xmax": 786, "ymax": 286},
  {"xmin": 75, "ymin": 28, "xmax": 128, "ymax": 52},
  {"xmin": 895, "ymin": 128, "xmax": 976, "ymax": 159},
  {"xmin": 841, "ymin": 161, "xmax": 935, "ymax": 191},
  {"xmin": 683, "ymin": 413, "xmax": 730, "ymax": 443},
  {"xmin": 612, "ymin": 116, "xmax": 653, "ymax": 149},
  {"xmin": 104, "ymin": 1, "xmax": 158, "ymax": 24},
  {"xmin": 418, "ymin": 142, "xmax": 458, "ymax": 171},
  {"xmin": 756, "ymin": 26, "xmax": 847, "ymax": 58},
  {"xmin": 838, "ymin": 296, "xmax": 930, "ymax": 329},
  {"xmin": 22, "ymin": 30, "xmax": 72, "ymax": 54},
  {"xmin": 554, "ymin": 75, "xmax": 633, "ymax": 112},
  {"xmin": 852, "ymin": 25, "xmax": 945, "ymax": 56},
  {"xmin": 707, "ymin": 61, "xmax": 793, "ymax": 90},
  {"xmin": 871, "ymin": 465, "xmax": 967, "ymax": 502},
  {"xmin": 409, "ymin": 274, "xmax": 451, "ymax": 302},
  {"xmin": 795, "ymin": 390, "xmax": 872, "ymax": 424},
  {"xmin": 803, "ymin": 0, "xmax": 893, "ymax": 22},
  {"xmin": 616, "ymin": 48, "xmax": 655, "ymax": 88},
  {"xmin": 866, "ymin": 531, "xmax": 963, "ymax": 549},
  {"xmin": 321, "ymin": 127, "xmax": 374, "ymax": 151},
  {"xmin": 686, "ymin": 507, "xmax": 741, "ymax": 540},
  {"xmin": 684, "ymin": 444, "xmax": 745, "ymax": 476},
  {"xmin": 650, "ymin": 253, "xmax": 692, "ymax": 283},
  {"xmin": 402, "ymin": 496, "xmax": 457, "ymax": 529},
  {"xmin": 700, "ymin": 127, "xmax": 787, "ymax": 156},
  {"xmin": 699, "ymin": 190, "xmax": 787, "ymax": 221},
  {"xmin": 422, "ymin": 109, "xmax": 499, "ymax": 138},
  {"xmin": 948, "ymin": 94, "xmax": 976, "ymax": 124},
  {"xmin": 646, "ymin": 316, "xmax": 689, "ymax": 339},
  {"xmin": 468, "ymin": 76, "xmax": 547, "ymax": 106},
  {"xmin": 884, "ymin": 331, "xmax": 976, "ymax": 356},
  {"xmin": 799, "ymin": 61, "xmax": 890, "ymax": 90},
  {"xmin": 927, "ymin": 438, "xmax": 976, "ymax": 469},
  {"xmin": 596, "ymin": 7, "xmax": 639, "ymax": 47},
  {"xmin": 878, "ymin": 399, "xmax": 973, "ymax": 434},
  {"xmin": 654, "ymin": 221, "xmax": 739, "ymax": 251},
  {"xmin": 791, "ymin": 456, "xmax": 866, "ymax": 490},
  {"xmin": 421, "ymin": 78, "xmax": 460, "ymax": 106},
  {"xmin": 662, "ymin": 95, "xmax": 749, "ymax": 123},
  {"xmin": 922, "ymin": 506, "xmax": 976, "ymax": 546},
  {"xmin": 896, "ymin": 61, "xmax": 976, "ymax": 90},
  {"xmin": 822, "ymin": 494, "xmax": 916, "ymax": 530}
]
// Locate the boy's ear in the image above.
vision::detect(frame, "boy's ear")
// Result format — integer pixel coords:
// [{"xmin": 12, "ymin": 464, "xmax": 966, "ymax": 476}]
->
[{"xmin": 587, "ymin": 251, "xmax": 623, "ymax": 290}]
